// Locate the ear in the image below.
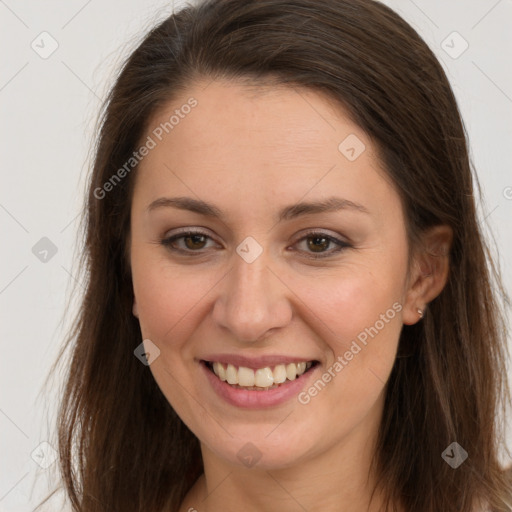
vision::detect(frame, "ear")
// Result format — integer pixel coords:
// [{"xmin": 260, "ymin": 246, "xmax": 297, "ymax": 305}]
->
[{"xmin": 402, "ymin": 225, "xmax": 453, "ymax": 325}]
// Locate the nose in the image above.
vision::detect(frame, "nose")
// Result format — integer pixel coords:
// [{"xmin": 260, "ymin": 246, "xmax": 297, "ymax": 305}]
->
[{"xmin": 211, "ymin": 247, "xmax": 293, "ymax": 343}]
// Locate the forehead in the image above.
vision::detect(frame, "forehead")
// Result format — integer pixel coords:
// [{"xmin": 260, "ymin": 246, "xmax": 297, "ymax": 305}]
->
[
  {"xmin": 152, "ymin": 79, "xmax": 360, "ymax": 155},
  {"xmin": 133, "ymin": 79, "xmax": 399, "ymax": 222}
]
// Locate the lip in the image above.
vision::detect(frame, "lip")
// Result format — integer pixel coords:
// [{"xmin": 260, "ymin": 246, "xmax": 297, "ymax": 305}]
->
[
  {"xmin": 199, "ymin": 353, "xmax": 318, "ymax": 370},
  {"xmin": 200, "ymin": 359, "xmax": 320, "ymax": 409}
]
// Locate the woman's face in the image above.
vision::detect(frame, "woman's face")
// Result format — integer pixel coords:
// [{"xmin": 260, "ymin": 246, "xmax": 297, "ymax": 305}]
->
[{"xmin": 130, "ymin": 79, "xmax": 417, "ymax": 470}]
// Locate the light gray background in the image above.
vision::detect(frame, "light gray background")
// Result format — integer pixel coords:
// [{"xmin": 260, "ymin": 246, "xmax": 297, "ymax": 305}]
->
[{"xmin": 1, "ymin": 1, "xmax": 511, "ymax": 510}]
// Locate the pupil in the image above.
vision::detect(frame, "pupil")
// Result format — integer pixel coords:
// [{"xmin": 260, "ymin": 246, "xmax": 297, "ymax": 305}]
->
[
  {"xmin": 308, "ymin": 235, "xmax": 328, "ymax": 252},
  {"xmin": 186, "ymin": 234, "xmax": 206, "ymax": 249}
]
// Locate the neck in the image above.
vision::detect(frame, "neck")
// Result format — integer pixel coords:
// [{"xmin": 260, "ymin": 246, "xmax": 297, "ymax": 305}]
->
[{"xmin": 191, "ymin": 405, "xmax": 393, "ymax": 512}]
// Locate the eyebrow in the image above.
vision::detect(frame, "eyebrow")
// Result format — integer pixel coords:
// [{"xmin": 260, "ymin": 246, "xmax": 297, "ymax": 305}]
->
[{"xmin": 146, "ymin": 195, "xmax": 370, "ymax": 222}]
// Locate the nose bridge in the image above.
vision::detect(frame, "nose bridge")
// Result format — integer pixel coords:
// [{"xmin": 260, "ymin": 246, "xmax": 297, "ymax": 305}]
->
[{"xmin": 212, "ymin": 243, "xmax": 291, "ymax": 343}]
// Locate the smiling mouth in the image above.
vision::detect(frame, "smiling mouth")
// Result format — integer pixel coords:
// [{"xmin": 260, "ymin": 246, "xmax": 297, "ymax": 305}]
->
[{"xmin": 202, "ymin": 360, "xmax": 319, "ymax": 391}]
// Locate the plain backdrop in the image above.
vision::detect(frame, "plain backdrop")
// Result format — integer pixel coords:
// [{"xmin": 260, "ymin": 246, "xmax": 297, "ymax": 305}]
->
[{"xmin": 1, "ymin": 0, "xmax": 511, "ymax": 510}]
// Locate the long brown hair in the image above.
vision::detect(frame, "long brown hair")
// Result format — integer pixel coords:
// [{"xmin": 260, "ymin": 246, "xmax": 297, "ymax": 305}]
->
[{"xmin": 38, "ymin": 0, "xmax": 512, "ymax": 510}]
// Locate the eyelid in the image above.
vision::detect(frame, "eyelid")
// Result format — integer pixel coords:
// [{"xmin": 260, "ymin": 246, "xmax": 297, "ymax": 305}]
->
[
  {"xmin": 163, "ymin": 226, "xmax": 214, "ymax": 239},
  {"xmin": 292, "ymin": 227, "xmax": 350, "ymax": 244}
]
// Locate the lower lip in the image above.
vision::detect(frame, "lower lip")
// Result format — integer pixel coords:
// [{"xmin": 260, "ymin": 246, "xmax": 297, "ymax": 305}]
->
[{"xmin": 200, "ymin": 361, "xmax": 319, "ymax": 409}]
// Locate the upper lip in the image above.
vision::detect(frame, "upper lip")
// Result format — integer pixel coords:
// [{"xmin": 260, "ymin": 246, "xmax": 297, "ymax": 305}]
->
[{"xmin": 200, "ymin": 354, "xmax": 318, "ymax": 369}]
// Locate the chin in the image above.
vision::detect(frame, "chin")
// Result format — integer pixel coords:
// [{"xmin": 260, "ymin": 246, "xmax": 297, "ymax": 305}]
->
[{"xmin": 201, "ymin": 422, "xmax": 322, "ymax": 471}]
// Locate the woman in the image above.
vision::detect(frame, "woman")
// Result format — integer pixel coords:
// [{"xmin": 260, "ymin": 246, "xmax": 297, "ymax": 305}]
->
[{"xmin": 41, "ymin": 0, "xmax": 512, "ymax": 510}]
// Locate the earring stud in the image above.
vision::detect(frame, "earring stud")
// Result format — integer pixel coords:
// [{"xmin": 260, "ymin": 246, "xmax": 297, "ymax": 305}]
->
[{"xmin": 417, "ymin": 308, "xmax": 424, "ymax": 319}]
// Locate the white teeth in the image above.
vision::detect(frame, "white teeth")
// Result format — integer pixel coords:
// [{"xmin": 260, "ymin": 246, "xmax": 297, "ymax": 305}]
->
[
  {"xmin": 210, "ymin": 361, "xmax": 313, "ymax": 389},
  {"xmin": 226, "ymin": 363, "xmax": 238, "ymax": 385},
  {"xmin": 273, "ymin": 364, "xmax": 287, "ymax": 384},
  {"xmin": 255, "ymin": 367, "xmax": 274, "ymax": 387},
  {"xmin": 286, "ymin": 363, "xmax": 297, "ymax": 381},
  {"xmin": 213, "ymin": 362, "xmax": 227, "ymax": 381},
  {"xmin": 238, "ymin": 366, "xmax": 255, "ymax": 387}
]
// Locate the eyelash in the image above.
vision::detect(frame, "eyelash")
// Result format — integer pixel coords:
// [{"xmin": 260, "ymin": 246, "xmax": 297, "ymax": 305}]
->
[{"xmin": 160, "ymin": 229, "xmax": 351, "ymax": 259}]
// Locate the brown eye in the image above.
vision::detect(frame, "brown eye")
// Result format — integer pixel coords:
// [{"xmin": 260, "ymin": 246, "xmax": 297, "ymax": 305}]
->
[
  {"xmin": 161, "ymin": 230, "xmax": 216, "ymax": 253},
  {"xmin": 294, "ymin": 231, "xmax": 351, "ymax": 259},
  {"xmin": 161, "ymin": 229, "xmax": 350, "ymax": 259},
  {"xmin": 183, "ymin": 234, "xmax": 208, "ymax": 250},
  {"xmin": 306, "ymin": 235, "xmax": 331, "ymax": 253}
]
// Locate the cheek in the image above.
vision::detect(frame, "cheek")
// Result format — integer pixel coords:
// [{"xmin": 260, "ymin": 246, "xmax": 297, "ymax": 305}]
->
[
  {"xmin": 298, "ymin": 265, "xmax": 403, "ymax": 350},
  {"xmin": 132, "ymin": 252, "xmax": 221, "ymax": 352},
  {"xmin": 131, "ymin": 257, "xmax": 216, "ymax": 422},
  {"xmin": 294, "ymin": 264, "xmax": 404, "ymax": 409}
]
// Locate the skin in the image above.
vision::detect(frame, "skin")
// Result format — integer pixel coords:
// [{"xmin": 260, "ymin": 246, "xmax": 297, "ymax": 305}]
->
[{"xmin": 129, "ymin": 79, "xmax": 452, "ymax": 512}]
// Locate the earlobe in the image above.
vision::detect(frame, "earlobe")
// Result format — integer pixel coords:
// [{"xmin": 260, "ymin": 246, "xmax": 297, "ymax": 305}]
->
[
  {"xmin": 402, "ymin": 225, "xmax": 453, "ymax": 326},
  {"xmin": 133, "ymin": 298, "xmax": 139, "ymax": 318}
]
